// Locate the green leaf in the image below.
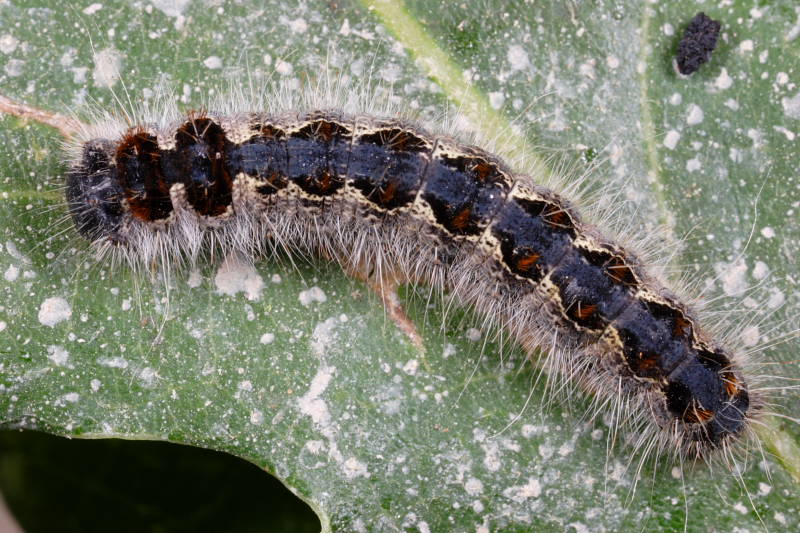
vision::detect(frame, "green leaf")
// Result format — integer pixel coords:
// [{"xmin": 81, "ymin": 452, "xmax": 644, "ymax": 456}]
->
[{"xmin": 1, "ymin": 1, "xmax": 799, "ymax": 530}]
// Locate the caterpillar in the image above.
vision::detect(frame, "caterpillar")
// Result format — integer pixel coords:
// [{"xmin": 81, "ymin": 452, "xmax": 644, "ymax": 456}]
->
[{"xmin": 1, "ymin": 83, "xmax": 760, "ymax": 463}]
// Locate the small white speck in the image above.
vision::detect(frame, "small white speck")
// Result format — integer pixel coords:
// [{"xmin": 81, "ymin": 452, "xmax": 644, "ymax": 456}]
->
[
  {"xmin": 151, "ymin": 0, "xmax": 191, "ymax": 17},
  {"xmin": 686, "ymin": 157, "xmax": 701, "ymax": 172},
  {"xmin": 38, "ymin": 297, "xmax": 72, "ymax": 327},
  {"xmin": 92, "ymin": 48, "xmax": 122, "ymax": 88},
  {"xmin": 47, "ymin": 345, "xmax": 70, "ymax": 366},
  {"xmin": 121, "ymin": 298, "xmax": 132, "ymax": 311},
  {"xmin": 260, "ymin": 333, "xmax": 275, "ymax": 344},
  {"xmin": 662, "ymin": 23, "xmax": 674, "ymax": 36},
  {"xmin": 686, "ymin": 104, "xmax": 704, "ymax": 125},
  {"xmin": 4, "ymin": 59, "xmax": 23, "ymax": 77},
  {"xmin": 502, "ymin": 477, "xmax": 541, "ymax": 502},
  {"xmin": 761, "ymin": 226, "xmax": 775, "ymax": 239},
  {"xmin": 442, "ymin": 343, "xmax": 456, "ymax": 358},
  {"xmin": 250, "ymin": 410, "xmax": 264, "ymax": 425},
  {"xmin": 97, "ymin": 356, "xmax": 129, "ymax": 369},
  {"xmin": 739, "ymin": 39, "xmax": 754, "ymax": 53},
  {"xmin": 740, "ymin": 325, "xmax": 760, "ymax": 348},
  {"xmin": 90, "ymin": 379, "xmax": 101, "ymax": 392},
  {"xmin": 663, "ymin": 130, "xmax": 680, "ymax": 150},
  {"xmin": 0, "ymin": 321, "xmax": 6, "ymax": 332},
  {"xmin": 63, "ymin": 392, "xmax": 80, "ymax": 403},
  {"xmin": 714, "ymin": 68, "xmax": 733, "ymax": 90},
  {"xmin": 238, "ymin": 380, "xmax": 253, "ymax": 392},
  {"xmin": 214, "ymin": 253, "xmax": 264, "ymax": 301},
  {"xmin": 507, "ymin": 44, "xmax": 530, "ymax": 71},
  {"xmin": 776, "ymin": 72, "xmax": 789, "ymax": 85},
  {"xmin": 299, "ymin": 286, "xmax": 327, "ymax": 306},
  {"xmin": 402, "ymin": 359, "xmax": 419, "ymax": 376},
  {"xmin": 464, "ymin": 477, "xmax": 484, "ymax": 496},
  {"xmin": 750, "ymin": 8, "xmax": 763, "ymax": 19},
  {"xmin": 775, "ymin": 512, "xmax": 787, "ymax": 525},
  {"xmin": 758, "ymin": 482, "xmax": 772, "ymax": 496},
  {"xmin": 203, "ymin": 56, "xmax": 222, "ymax": 69},
  {"xmin": 466, "ymin": 328, "xmax": 481, "ymax": 342},
  {"xmin": 733, "ymin": 502, "xmax": 749, "ymax": 515},
  {"xmin": 288, "ymin": 17, "xmax": 308, "ymax": 33},
  {"xmin": 275, "ymin": 59, "xmax": 293, "ymax": 76},
  {"xmin": 139, "ymin": 367, "xmax": 157, "ymax": 385},
  {"xmin": 0, "ymin": 34, "xmax": 19, "ymax": 54},
  {"xmin": 671, "ymin": 467, "xmax": 681, "ymax": 479},
  {"xmin": 781, "ymin": 92, "xmax": 800, "ymax": 119},
  {"xmin": 488, "ymin": 91, "xmax": 505, "ymax": 110},
  {"xmin": 82, "ymin": 3, "xmax": 103, "ymax": 15},
  {"xmin": 4, "ymin": 264, "xmax": 19, "ymax": 282},
  {"xmin": 342, "ymin": 457, "xmax": 369, "ymax": 479},
  {"xmin": 606, "ymin": 55, "xmax": 620, "ymax": 69},
  {"xmin": 669, "ymin": 93, "xmax": 682, "ymax": 106},
  {"xmin": 752, "ymin": 261, "xmax": 769, "ymax": 280}
]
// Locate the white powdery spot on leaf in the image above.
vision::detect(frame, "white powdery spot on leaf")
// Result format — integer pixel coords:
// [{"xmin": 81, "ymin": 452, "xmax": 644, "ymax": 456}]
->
[
  {"xmin": 97, "ymin": 356, "xmax": 129, "ymax": 369},
  {"xmin": 214, "ymin": 253, "xmax": 264, "ymax": 301},
  {"xmin": 38, "ymin": 297, "xmax": 72, "ymax": 327},
  {"xmin": 507, "ymin": 44, "xmax": 530, "ymax": 71},
  {"xmin": 250, "ymin": 410, "xmax": 264, "ymax": 425},
  {"xmin": 203, "ymin": 55, "xmax": 222, "ymax": 69},
  {"xmin": 298, "ymin": 365, "xmax": 336, "ymax": 427},
  {"xmin": 714, "ymin": 67, "xmax": 733, "ymax": 90},
  {"xmin": 782, "ymin": 92, "xmax": 800, "ymax": 119},
  {"xmin": 62, "ymin": 392, "xmax": 80, "ymax": 403},
  {"xmin": 342, "ymin": 457, "xmax": 370, "ymax": 479},
  {"xmin": 663, "ymin": 130, "xmax": 680, "ymax": 150},
  {"xmin": 464, "ymin": 477, "xmax": 484, "ymax": 496},
  {"xmin": 474, "ymin": 429, "xmax": 502, "ymax": 472},
  {"xmin": 46, "ymin": 345, "xmax": 70, "ymax": 366},
  {"xmin": 752, "ymin": 261, "xmax": 769, "ymax": 280},
  {"xmin": 151, "ymin": 0, "xmax": 191, "ymax": 17},
  {"xmin": 138, "ymin": 367, "xmax": 158, "ymax": 386},
  {"xmin": 488, "ymin": 91, "xmax": 505, "ymax": 110},
  {"xmin": 0, "ymin": 34, "xmax": 19, "ymax": 54},
  {"xmin": 299, "ymin": 286, "xmax": 327, "ymax": 306},
  {"xmin": 92, "ymin": 48, "xmax": 122, "ymax": 88},
  {"xmin": 4, "ymin": 264, "xmax": 19, "ymax": 282},
  {"xmin": 686, "ymin": 104, "xmax": 704, "ymax": 125},
  {"xmin": 502, "ymin": 477, "xmax": 541, "ymax": 502},
  {"xmin": 714, "ymin": 257, "xmax": 749, "ymax": 297},
  {"xmin": 82, "ymin": 3, "xmax": 102, "ymax": 15},
  {"xmin": 402, "ymin": 359, "xmax": 419, "ymax": 375},
  {"xmin": 311, "ymin": 316, "xmax": 341, "ymax": 357},
  {"xmin": 740, "ymin": 325, "xmax": 760, "ymax": 348}
]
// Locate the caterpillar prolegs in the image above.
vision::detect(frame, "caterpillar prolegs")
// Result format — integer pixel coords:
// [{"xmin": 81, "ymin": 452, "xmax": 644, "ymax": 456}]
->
[{"xmin": 56, "ymin": 103, "xmax": 757, "ymax": 460}]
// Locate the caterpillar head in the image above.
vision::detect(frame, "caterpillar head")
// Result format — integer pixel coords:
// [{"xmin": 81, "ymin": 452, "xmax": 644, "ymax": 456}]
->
[{"xmin": 66, "ymin": 139, "xmax": 126, "ymax": 244}]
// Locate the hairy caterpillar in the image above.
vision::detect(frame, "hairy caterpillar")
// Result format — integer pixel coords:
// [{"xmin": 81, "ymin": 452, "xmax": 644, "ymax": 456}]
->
[{"xmin": 1, "ymin": 80, "xmax": 762, "ymax": 464}]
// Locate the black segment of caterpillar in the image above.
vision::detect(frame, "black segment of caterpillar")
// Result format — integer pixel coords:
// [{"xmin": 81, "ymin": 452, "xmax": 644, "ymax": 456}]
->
[{"xmin": 62, "ymin": 108, "xmax": 757, "ymax": 460}]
